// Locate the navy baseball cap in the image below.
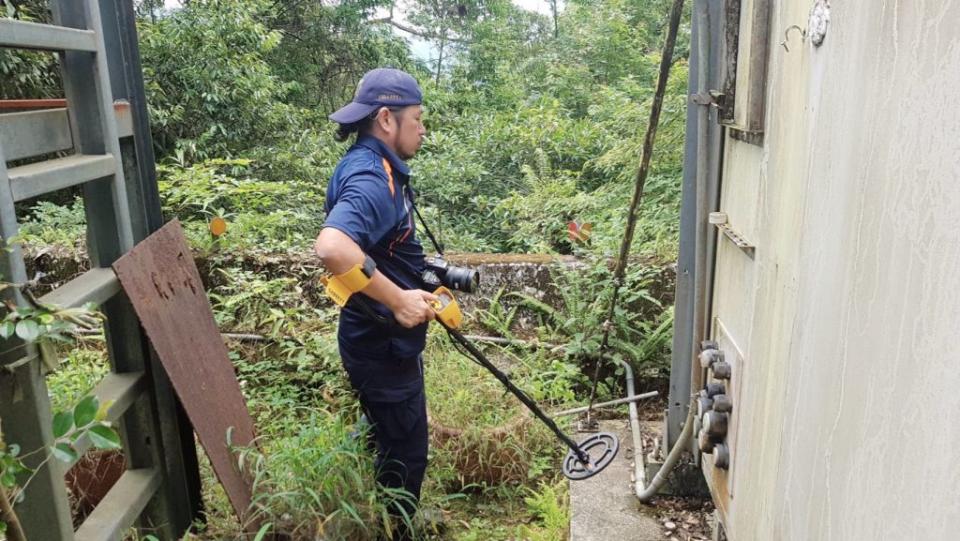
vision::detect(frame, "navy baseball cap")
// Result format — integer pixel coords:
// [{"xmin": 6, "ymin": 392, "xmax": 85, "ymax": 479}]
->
[{"xmin": 329, "ymin": 68, "xmax": 423, "ymax": 124}]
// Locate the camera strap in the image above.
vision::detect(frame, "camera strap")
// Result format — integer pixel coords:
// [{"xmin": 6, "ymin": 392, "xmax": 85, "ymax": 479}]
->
[{"xmin": 412, "ymin": 202, "xmax": 445, "ymax": 255}]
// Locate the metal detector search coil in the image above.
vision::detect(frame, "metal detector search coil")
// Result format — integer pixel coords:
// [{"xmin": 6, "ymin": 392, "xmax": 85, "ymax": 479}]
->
[{"xmin": 562, "ymin": 432, "xmax": 619, "ymax": 480}]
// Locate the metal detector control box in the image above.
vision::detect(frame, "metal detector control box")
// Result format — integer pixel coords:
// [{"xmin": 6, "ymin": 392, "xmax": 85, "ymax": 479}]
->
[{"xmin": 431, "ymin": 286, "xmax": 463, "ymax": 329}]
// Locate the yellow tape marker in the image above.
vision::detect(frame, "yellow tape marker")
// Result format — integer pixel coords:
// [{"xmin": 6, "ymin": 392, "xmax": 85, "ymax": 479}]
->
[{"xmin": 209, "ymin": 216, "xmax": 228, "ymax": 237}]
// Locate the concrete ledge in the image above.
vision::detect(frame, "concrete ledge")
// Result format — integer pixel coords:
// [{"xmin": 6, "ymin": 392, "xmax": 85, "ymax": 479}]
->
[{"xmin": 569, "ymin": 420, "xmax": 663, "ymax": 541}]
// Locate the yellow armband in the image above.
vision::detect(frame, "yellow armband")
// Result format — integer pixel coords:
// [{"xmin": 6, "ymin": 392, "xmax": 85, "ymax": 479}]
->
[{"xmin": 321, "ymin": 256, "xmax": 376, "ymax": 307}]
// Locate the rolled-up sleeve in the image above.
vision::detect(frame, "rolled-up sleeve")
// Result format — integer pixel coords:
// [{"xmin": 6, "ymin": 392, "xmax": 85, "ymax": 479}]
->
[{"xmin": 323, "ymin": 172, "xmax": 397, "ymax": 251}]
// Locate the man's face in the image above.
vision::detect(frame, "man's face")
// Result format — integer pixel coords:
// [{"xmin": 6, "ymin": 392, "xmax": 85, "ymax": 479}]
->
[{"xmin": 390, "ymin": 105, "xmax": 425, "ymax": 160}]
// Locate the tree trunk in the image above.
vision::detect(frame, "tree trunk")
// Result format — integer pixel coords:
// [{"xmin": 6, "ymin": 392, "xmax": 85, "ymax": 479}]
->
[
  {"xmin": 435, "ymin": 30, "xmax": 447, "ymax": 85},
  {"xmin": 551, "ymin": 0, "xmax": 559, "ymax": 38}
]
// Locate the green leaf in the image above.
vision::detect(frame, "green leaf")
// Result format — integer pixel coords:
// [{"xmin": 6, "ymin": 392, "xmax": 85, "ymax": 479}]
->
[
  {"xmin": 73, "ymin": 395, "xmax": 99, "ymax": 428},
  {"xmin": 52, "ymin": 411, "xmax": 74, "ymax": 439},
  {"xmin": 15, "ymin": 319, "xmax": 40, "ymax": 342},
  {"xmin": 95, "ymin": 399, "xmax": 114, "ymax": 422},
  {"xmin": 1, "ymin": 469, "xmax": 16, "ymax": 489},
  {"xmin": 50, "ymin": 443, "xmax": 77, "ymax": 464},
  {"xmin": 87, "ymin": 425, "xmax": 121, "ymax": 450},
  {"xmin": 0, "ymin": 320, "xmax": 15, "ymax": 339},
  {"xmin": 253, "ymin": 523, "xmax": 273, "ymax": 541}
]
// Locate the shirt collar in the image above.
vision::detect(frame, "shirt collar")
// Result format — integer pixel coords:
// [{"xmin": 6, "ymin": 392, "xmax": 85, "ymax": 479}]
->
[{"xmin": 355, "ymin": 135, "xmax": 411, "ymax": 177}]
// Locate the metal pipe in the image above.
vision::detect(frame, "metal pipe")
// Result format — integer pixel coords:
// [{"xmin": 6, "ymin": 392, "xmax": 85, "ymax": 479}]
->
[
  {"xmin": 637, "ymin": 397, "xmax": 696, "ymax": 501},
  {"xmin": 617, "ymin": 357, "xmax": 650, "ymax": 491},
  {"xmin": 635, "ymin": 0, "xmax": 711, "ymax": 503},
  {"xmin": 553, "ymin": 391, "xmax": 659, "ymax": 418},
  {"xmin": 691, "ymin": 0, "xmax": 712, "ymax": 398}
]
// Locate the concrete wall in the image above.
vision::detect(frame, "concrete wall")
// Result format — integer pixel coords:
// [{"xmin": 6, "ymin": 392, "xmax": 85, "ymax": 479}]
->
[{"xmin": 705, "ymin": 1, "xmax": 960, "ymax": 539}]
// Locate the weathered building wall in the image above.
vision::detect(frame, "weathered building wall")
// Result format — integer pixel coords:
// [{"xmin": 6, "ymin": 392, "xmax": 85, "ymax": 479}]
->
[{"xmin": 707, "ymin": 1, "xmax": 960, "ymax": 539}]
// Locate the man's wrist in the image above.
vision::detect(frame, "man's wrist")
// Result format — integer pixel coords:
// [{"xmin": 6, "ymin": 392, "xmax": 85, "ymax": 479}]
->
[{"xmin": 382, "ymin": 282, "xmax": 407, "ymax": 312}]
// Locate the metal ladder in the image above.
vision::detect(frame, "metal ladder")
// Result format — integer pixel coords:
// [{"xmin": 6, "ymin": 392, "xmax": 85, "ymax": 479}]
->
[{"xmin": 0, "ymin": 1, "xmax": 197, "ymax": 539}]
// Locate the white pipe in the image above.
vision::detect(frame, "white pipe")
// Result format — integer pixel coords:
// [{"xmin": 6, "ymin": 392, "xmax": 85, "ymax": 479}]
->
[
  {"xmin": 636, "ymin": 397, "xmax": 696, "ymax": 501},
  {"xmin": 614, "ymin": 357, "xmax": 649, "ymax": 492}
]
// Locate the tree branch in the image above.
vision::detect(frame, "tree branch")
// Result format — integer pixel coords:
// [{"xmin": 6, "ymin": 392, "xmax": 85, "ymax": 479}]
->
[
  {"xmin": 370, "ymin": 16, "xmax": 468, "ymax": 44},
  {"xmin": 0, "ymin": 486, "xmax": 26, "ymax": 541},
  {"xmin": 0, "ymin": 424, "xmax": 27, "ymax": 541}
]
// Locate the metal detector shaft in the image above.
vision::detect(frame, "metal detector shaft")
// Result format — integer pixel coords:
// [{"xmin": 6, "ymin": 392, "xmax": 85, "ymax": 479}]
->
[
  {"xmin": 347, "ymin": 295, "xmax": 594, "ymax": 464},
  {"xmin": 440, "ymin": 322, "xmax": 592, "ymax": 465}
]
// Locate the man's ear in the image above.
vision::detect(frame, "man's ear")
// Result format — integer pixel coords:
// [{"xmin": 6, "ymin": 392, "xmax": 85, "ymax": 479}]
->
[{"xmin": 375, "ymin": 107, "xmax": 393, "ymax": 133}]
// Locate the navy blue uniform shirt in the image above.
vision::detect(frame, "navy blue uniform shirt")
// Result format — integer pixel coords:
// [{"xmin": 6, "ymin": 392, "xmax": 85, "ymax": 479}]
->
[{"xmin": 324, "ymin": 135, "xmax": 428, "ymax": 371}]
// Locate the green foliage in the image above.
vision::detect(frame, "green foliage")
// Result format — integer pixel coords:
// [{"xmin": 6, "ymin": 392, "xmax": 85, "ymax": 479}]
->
[
  {"xmin": 14, "ymin": 199, "xmax": 87, "ymax": 252},
  {"xmin": 2, "ymin": 388, "xmax": 120, "ymax": 521},
  {"xmin": 264, "ymin": 0, "xmax": 416, "ymax": 111},
  {"xmin": 0, "ymin": 287, "xmax": 116, "ymax": 532},
  {"xmin": 514, "ymin": 480, "xmax": 570, "ymax": 540},
  {"xmin": 45, "ymin": 344, "xmax": 109, "ymax": 415},
  {"xmin": 139, "ymin": 0, "xmax": 299, "ymax": 160},
  {"xmin": 0, "ymin": 286, "xmax": 103, "ymax": 373},
  {"xmin": 0, "ymin": 0, "xmax": 60, "ymax": 100},
  {"xmin": 237, "ymin": 411, "xmax": 410, "ymax": 540},
  {"xmin": 411, "ymin": 0, "xmax": 688, "ymax": 257},
  {"xmin": 157, "ymin": 159, "xmax": 327, "ymax": 252},
  {"xmin": 511, "ymin": 259, "xmax": 672, "ymax": 384},
  {"xmin": 424, "ymin": 332, "xmax": 570, "ymax": 494}
]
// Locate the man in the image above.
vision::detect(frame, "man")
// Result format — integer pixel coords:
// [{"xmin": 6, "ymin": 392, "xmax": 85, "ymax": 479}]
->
[{"xmin": 314, "ymin": 68, "xmax": 436, "ymax": 536}]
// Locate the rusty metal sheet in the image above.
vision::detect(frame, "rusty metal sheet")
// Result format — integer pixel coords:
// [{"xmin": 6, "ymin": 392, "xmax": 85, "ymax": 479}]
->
[{"xmin": 112, "ymin": 220, "xmax": 256, "ymax": 524}]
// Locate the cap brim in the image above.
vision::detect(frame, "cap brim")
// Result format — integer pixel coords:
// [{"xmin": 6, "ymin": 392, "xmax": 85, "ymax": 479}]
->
[{"xmin": 329, "ymin": 102, "xmax": 378, "ymax": 124}]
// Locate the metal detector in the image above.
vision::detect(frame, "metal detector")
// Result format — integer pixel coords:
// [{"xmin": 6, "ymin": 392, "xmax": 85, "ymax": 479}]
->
[{"xmin": 429, "ymin": 290, "xmax": 618, "ymax": 481}]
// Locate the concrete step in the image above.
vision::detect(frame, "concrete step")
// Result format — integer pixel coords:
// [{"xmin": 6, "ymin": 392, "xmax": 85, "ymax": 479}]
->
[{"xmin": 569, "ymin": 419, "xmax": 663, "ymax": 541}]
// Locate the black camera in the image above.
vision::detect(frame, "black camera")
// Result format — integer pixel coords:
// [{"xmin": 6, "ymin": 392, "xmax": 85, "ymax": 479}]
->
[{"xmin": 422, "ymin": 255, "xmax": 479, "ymax": 294}]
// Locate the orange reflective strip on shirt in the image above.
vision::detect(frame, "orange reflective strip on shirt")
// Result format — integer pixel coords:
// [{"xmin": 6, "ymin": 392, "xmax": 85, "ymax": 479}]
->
[{"xmin": 382, "ymin": 158, "xmax": 396, "ymax": 197}]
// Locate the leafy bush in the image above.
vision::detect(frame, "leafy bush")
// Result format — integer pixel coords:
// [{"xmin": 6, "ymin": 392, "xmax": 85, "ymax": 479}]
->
[
  {"xmin": 139, "ymin": 0, "xmax": 299, "ymax": 160},
  {"xmin": 16, "ymin": 199, "xmax": 87, "ymax": 251},
  {"xmin": 513, "ymin": 259, "xmax": 673, "ymax": 380},
  {"xmin": 0, "ymin": 0, "xmax": 61, "ymax": 100},
  {"xmin": 157, "ymin": 159, "xmax": 326, "ymax": 252}
]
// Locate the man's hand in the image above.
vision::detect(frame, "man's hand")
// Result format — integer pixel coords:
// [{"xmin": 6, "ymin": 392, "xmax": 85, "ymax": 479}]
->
[{"xmin": 389, "ymin": 289, "xmax": 438, "ymax": 328}]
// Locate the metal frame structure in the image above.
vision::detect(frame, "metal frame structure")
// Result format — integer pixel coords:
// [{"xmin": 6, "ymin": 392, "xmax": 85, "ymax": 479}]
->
[
  {"xmin": 666, "ymin": 0, "xmax": 725, "ymax": 450},
  {"xmin": 0, "ymin": 1, "xmax": 200, "ymax": 539}
]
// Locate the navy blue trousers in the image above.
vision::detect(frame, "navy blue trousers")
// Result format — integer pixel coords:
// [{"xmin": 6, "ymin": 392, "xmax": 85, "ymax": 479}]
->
[{"xmin": 340, "ymin": 345, "xmax": 429, "ymax": 529}]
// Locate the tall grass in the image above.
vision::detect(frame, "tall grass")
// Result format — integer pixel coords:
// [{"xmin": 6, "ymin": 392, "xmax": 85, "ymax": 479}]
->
[{"xmin": 237, "ymin": 410, "xmax": 415, "ymax": 540}]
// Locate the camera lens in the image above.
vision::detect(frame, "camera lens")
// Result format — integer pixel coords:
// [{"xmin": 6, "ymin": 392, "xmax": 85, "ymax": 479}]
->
[{"xmin": 444, "ymin": 266, "xmax": 480, "ymax": 293}]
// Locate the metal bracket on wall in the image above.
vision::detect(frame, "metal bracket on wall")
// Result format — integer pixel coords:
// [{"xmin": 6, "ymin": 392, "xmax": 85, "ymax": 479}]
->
[
  {"xmin": 690, "ymin": 90, "xmax": 726, "ymax": 110},
  {"xmin": 709, "ymin": 212, "xmax": 755, "ymax": 258},
  {"xmin": 728, "ymin": 127, "xmax": 764, "ymax": 146}
]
